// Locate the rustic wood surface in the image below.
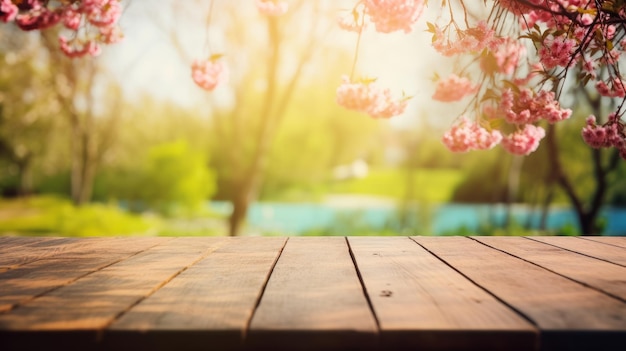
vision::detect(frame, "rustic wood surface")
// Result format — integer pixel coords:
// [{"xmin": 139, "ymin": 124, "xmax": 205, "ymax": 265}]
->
[{"xmin": 0, "ymin": 236, "xmax": 624, "ymax": 351}]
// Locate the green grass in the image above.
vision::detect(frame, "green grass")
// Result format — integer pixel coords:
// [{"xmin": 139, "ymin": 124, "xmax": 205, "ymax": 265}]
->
[
  {"xmin": 328, "ymin": 168, "xmax": 463, "ymax": 202},
  {"xmin": 0, "ymin": 196, "xmax": 229, "ymax": 237},
  {"xmin": 0, "ymin": 196, "xmax": 158, "ymax": 237}
]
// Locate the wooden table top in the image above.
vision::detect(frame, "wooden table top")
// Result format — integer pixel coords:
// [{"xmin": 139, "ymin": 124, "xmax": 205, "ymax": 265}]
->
[{"xmin": 0, "ymin": 236, "xmax": 625, "ymax": 351}]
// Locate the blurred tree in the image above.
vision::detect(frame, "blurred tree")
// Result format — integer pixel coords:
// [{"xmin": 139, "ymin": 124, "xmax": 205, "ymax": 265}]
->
[
  {"xmin": 40, "ymin": 30, "xmax": 122, "ymax": 205},
  {"xmin": 544, "ymin": 81, "xmax": 623, "ymax": 235},
  {"xmin": 0, "ymin": 27, "xmax": 59, "ymax": 196},
  {"xmin": 160, "ymin": 1, "xmax": 344, "ymax": 235}
]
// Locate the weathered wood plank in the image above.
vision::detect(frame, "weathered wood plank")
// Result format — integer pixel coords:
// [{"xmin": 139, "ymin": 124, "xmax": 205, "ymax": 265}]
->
[
  {"xmin": 248, "ymin": 237, "xmax": 378, "ymax": 351},
  {"xmin": 0, "ymin": 237, "xmax": 168, "ymax": 313},
  {"xmin": 580, "ymin": 236, "xmax": 626, "ymax": 249},
  {"xmin": 0, "ymin": 236, "xmax": 60, "ymax": 250},
  {"xmin": 349, "ymin": 236, "xmax": 537, "ymax": 351},
  {"xmin": 414, "ymin": 236, "xmax": 626, "ymax": 351},
  {"xmin": 0, "ymin": 237, "xmax": 82, "ymax": 269},
  {"xmin": 0, "ymin": 237, "xmax": 224, "ymax": 351},
  {"xmin": 107, "ymin": 237, "xmax": 286, "ymax": 351},
  {"xmin": 475, "ymin": 236, "xmax": 626, "ymax": 301},
  {"xmin": 528, "ymin": 236, "xmax": 626, "ymax": 267}
]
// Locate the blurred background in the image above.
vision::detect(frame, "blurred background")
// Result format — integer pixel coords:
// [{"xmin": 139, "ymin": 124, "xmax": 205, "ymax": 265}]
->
[{"xmin": 0, "ymin": 0, "xmax": 624, "ymax": 237}]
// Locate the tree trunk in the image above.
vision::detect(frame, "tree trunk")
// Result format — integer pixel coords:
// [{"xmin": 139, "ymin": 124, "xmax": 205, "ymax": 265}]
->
[{"xmin": 16, "ymin": 154, "xmax": 33, "ymax": 197}]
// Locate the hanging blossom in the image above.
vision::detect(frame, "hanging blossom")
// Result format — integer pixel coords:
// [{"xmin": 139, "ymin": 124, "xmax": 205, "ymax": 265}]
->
[
  {"xmin": 430, "ymin": 21, "xmax": 494, "ymax": 57},
  {"xmin": 501, "ymin": 124, "xmax": 546, "ymax": 156},
  {"xmin": 582, "ymin": 114, "xmax": 626, "ymax": 159},
  {"xmin": 2, "ymin": 0, "xmax": 123, "ymax": 58},
  {"xmin": 336, "ymin": 75, "xmax": 409, "ymax": 119},
  {"xmin": 595, "ymin": 77, "xmax": 626, "ymax": 98},
  {"xmin": 363, "ymin": 0, "xmax": 424, "ymax": 33},
  {"xmin": 191, "ymin": 57, "xmax": 228, "ymax": 91},
  {"xmin": 0, "ymin": 0, "xmax": 18, "ymax": 22},
  {"xmin": 482, "ymin": 37, "xmax": 526, "ymax": 75},
  {"xmin": 499, "ymin": 88, "xmax": 572, "ymax": 125},
  {"xmin": 432, "ymin": 74, "xmax": 478, "ymax": 102},
  {"xmin": 256, "ymin": 0, "xmax": 288, "ymax": 16},
  {"xmin": 539, "ymin": 35, "xmax": 578, "ymax": 70},
  {"xmin": 442, "ymin": 116, "xmax": 502, "ymax": 152}
]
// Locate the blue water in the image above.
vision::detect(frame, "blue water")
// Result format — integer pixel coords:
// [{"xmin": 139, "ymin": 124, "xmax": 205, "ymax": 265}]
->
[{"xmin": 209, "ymin": 202, "xmax": 626, "ymax": 236}]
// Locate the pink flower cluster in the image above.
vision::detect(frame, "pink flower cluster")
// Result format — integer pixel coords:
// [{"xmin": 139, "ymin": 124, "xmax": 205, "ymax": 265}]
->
[
  {"xmin": 1, "ymin": 0, "xmax": 122, "ymax": 58},
  {"xmin": 336, "ymin": 76, "xmax": 408, "ymax": 119},
  {"xmin": 432, "ymin": 21, "xmax": 494, "ymax": 56},
  {"xmin": 500, "ymin": 88, "xmax": 572, "ymax": 125},
  {"xmin": 485, "ymin": 37, "xmax": 526, "ymax": 75},
  {"xmin": 539, "ymin": 35, "xmax": 578, "ymax": 70},
  {"xmin": 582, "ymin": 114, "xmax": 626, "ymax": 159},
  {"xmin": 442, "ymin": 116, "xmax": 502, "ymax": 152},
  {"xmin": 432, "ymin": 74, "xmax": 477, "ymax": 102},
  {"xmin": 501, "ymin": 124, "xmax": 546, "ymax": 156},
  {"xmin": 256, "ymin": 0, "xmax": 288, "ymax": 16},
  {"xmin": 363, "ymin": 0, "xmax": 424, "ymax": 33},
  {"xmin": 0, "ymin": 0, "xmax": 17, "ymax": 22},
  {"xmin": 191, "ymin": 58, "xmax": 228, "ymax": 91},
  {"xmin": 595, "ymin": 77, "xmax": 626, "ymax": 98}
]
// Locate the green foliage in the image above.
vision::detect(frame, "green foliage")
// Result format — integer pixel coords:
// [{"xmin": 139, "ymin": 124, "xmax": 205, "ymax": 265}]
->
[{"xmin": 103, "ymin": 140, "xmax": 216, "ymax": 216}]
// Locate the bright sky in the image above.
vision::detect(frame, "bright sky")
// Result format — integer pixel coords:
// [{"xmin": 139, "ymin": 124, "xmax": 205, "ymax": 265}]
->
[{"xmin": 102, "ymin": 1, "xmax": 461, "ymax": 129}]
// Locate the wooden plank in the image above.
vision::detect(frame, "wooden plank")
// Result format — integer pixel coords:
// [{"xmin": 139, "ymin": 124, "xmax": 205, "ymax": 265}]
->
[
  {"xmin": 414, "ymin": 236, "xmax": 626, "ymax": 351},
  {"xmin": 0, "ymin": 237, "xmax": 168, "ymax": 313},
  {"xmin": 580, "ymin": 236, "xmax": 626, "ymax": 249},
  {"xmin": 0, "ymin": 236, "xmax": 60, "ymax": 250},
  {"xmin": 348, "ymin": 236, "xmax": 537, "ymax": 351},
  {"xmin": 107, "ymin": 237, "xmax": 286, "ymax": 351},
  {"xmin": 0, "ymin": 237, "xmax": 82, "ymax": 269},
  {"xmin": 475, "ymin": 237, "xmax": 626, "ymax": 301},
  {"xmin": 529, "ymin": 236, "xmax": 626, "ymax": 267},
  {"xmin": 0, "ymin": 237, "xmax": 225, "ymax": 350},
  {"xmin": 248, "ymin": 237, "xmax": 378, "ymax": 351}
]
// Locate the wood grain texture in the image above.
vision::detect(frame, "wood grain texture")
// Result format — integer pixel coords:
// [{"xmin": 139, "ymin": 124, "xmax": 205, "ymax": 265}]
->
[
  {"xmin": 0, "ymin": 237, "xmax": 168, "ymax": 313},
  {"xmin": 579, "ymin": 236, "xmax": 626, "ymax": 249},
  {"xmin": 475, "ymin": 236, "xmax": 626, "ymax": 301},
  {"xmin": 248, "ymin": 237, "xmax": 378, "ymax": 351},
  {"xmin": 528, "ymin": 236, "xmax": 626, "ymax": 267},
  {"xmin": 414, "ymin": 236, "xmax": 626, "ymax": 351},
  {"xmin": 348, "ymin": 236, "xmax": 537, "ymax": 351},
  {"xmin": 108, "ymin": 237, "xmax": 286, "ymax": 351},
  {"xmin": 0, "ymin": 237, "xmax": 80, "ymax": 269}
]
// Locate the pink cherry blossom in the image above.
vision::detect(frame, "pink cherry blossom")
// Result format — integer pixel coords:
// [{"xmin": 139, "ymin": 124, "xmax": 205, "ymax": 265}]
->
[
  {"xmin": 432, "ymin": 74, "xmax": 478, "ymax": 102},
  {"xmin": 59, "ymin": 37, "xmax": 101, "ymax": 58},
  {"xmin": 442, "ymin": 116, "xmax": 502, "ymax": 152},
  {"xmin": 501, "ymin": 124, "xmax": 546, "ymax": 155},
  {"xmin": 595, "ymin": 77, "xmax": 626, "ymax": 98},
  {"xmin": 0, "ymin": 0, "xmax": 18, "ymax": 23},
  {"xmin": 84, "ymin": 0, "xmax": 122, "ymax": 28},
  {"xmin": 256, "ymin": 0, "xmax": 288, "ymax": 16},
  {"xmin": 363, "ymin": 0, "xmax": 424, "ymax": 33},
  {"xmin": 16, "ymin": 7, "xmax": 61, "ymax": 31},
  {"xmin": 500, "ymin": 88, "xmax": 571, "ymax": 125},
  {"xmin": 485, "ymin": 37, "xmax": 525, "ymax": 75},
  {"xmin": 191, "ymin": 58, "xmax": 228, "ymax": 91},
  {"xmin": 62, "ymin": 7, "xmax": 81, "ymax": 30},
  {"xmin": 582, "ymin": 113, "xmax": 626, "ymax": 159},
  {"xmin": 336, "ymin": 76, "xmax": 408, "ymax": 119},
  {"xmin": 539, "ymin": 35, "xmax": 578, "ymax": 69},
  {"xmin": 582, "ymin": 116, "xmax": 611, "ymax": 148},
  {"xmin": 432, "ymin": 21, "xmax": 494, "ymax": 56}
]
